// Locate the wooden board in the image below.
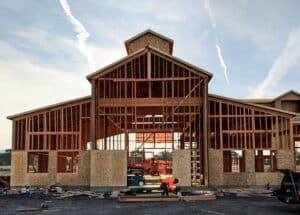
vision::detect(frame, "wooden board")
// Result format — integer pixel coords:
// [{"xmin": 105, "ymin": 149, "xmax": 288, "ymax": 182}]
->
[
  {"xmin": 180, "ymin": 194, "xmax": 216, "ymax": 202},
  {"xmin": 119, "ymin": 195, "xmax": 179, "ymax": 203}
]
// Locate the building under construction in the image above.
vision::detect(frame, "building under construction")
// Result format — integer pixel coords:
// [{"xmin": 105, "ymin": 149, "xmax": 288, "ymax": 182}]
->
[{"xmin": 7, "ymin": 30, "xmax": 300, "ymax": 189}]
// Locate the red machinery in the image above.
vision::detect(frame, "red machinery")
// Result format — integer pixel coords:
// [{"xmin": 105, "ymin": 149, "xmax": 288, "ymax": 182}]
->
[{"xmin": 128, "ymin": 153, "xmax": 172, "ymax": 176}]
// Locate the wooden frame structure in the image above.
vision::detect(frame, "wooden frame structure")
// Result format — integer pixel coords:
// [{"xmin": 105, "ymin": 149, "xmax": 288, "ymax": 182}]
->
[
  {"xmin": 88, "ymin": 47, "xmax": 211, "ymax": 185},
  {"xmin": 7, "ymin": 29, "xmax": 298, "ymax": 187},
  {"xmin": 10, "ymin": 97, "xmax": 91, "ymax": 173}
]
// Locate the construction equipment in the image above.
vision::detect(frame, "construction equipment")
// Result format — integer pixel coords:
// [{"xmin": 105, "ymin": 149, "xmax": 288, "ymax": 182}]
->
[{"xmin": 128, "ymin": 152, "xmax": 172, "ymax": 176}]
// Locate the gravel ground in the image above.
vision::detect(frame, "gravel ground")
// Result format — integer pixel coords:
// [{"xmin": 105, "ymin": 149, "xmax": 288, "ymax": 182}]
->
[{"xmin": 0, "ymin": 194, "xmax": 300, "ymax": 215}]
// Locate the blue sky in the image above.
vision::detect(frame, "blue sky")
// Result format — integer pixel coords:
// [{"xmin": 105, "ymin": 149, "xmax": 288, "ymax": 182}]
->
[{"xmin": 0, "ymin": 0, "xmax": 300, "ymax": 149}]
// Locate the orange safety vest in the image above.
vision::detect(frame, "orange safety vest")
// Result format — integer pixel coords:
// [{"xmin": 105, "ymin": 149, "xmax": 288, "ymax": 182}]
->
[{"xmin": 161, "ymin": 177, "xmax": 175, "ymax": 191}]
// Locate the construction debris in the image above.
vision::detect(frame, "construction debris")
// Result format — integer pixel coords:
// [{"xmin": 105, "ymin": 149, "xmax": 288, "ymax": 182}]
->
[
  {"xmin": 179, "ymin": 190, "xmax": 216, "ymax": 202},
  {"xmin": 219, "ymin": 188, "xmax": 274, "ymax": 197},
  {"xmin": 16, "ymin": 208, "xmax": 44, "ymax": 212},
  {"xmin": 179, "ymin": 194, "xmax": 216, "ymax": 202},
  {"xmin": 54, "ymin": 190, "xmax": 104, "ymax": 199},
  {"xmin": 48, "ymin": 186, "xmax": 64, "ymax": 193},
  {"xmin": 119, "ymin": 195, "xmax": 179, "ymax": 203},
  {"xmin": 19, "ymin": 186, "xmax": 45, "ymax": 196}
]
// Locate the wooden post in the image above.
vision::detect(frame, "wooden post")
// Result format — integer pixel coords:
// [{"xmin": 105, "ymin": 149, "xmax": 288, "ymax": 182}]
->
[
  {"xmin": 91, "ymin": 79, "xmax": 96, "ymax": 150},
  {"xmin": 147, "ymin": 51, "xmax": 151, "ymax": 97},
  {"xmin": 12, "ymin": 120, "xmax": 16, "ymax": 150},
  {"xmin": 125, "ymin": 65, "xmax": 129, "ymax": 151},
  {"xmin": 203, "ymin": 78, "xmax": 209, "ymax": 186},
  {"xmin": 275, "ymin": 116, "xmax": 279, "ymax": 150}
]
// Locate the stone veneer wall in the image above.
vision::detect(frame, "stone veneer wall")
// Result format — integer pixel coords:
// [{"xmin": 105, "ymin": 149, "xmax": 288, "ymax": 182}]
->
[{"xmin": 172, "ymin": 149, "xmax": 191, "ymax": 186}]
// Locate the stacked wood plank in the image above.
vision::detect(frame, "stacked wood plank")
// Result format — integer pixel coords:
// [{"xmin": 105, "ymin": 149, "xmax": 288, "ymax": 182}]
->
[
  {"xmin": 54, "ymin": 190, "xmax": 104, "ymax": 199},
  {"xmin": 119, "ymin": 195, "xmax": 179, "ymax": 203}
]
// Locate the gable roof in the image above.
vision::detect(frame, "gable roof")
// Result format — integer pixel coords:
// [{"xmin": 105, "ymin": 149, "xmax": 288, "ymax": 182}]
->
[
  {"xmin": 209, "ymin": 94, "xmax": 298, "ymax": 116},
  {"xmin": 7, "ymin": 96, "xmax": 91, "ymax": 120},
  {"xmin": 124, "ymin": 29, "xmax": 174, "ymax": 54},
  {"xmin": 87, "ymin": 45, "xmax": 213, "ymax": 81},
  {"xmin": 241, "ymin": 90, "xmax": 300, "ymax": 104},
  {"xmin": 273, "ymin": 90, "xmax": 300, "ymax": 101},
  {"xmin": 241, "ymin": 98, "xmax": 273, "ymax": 104}
]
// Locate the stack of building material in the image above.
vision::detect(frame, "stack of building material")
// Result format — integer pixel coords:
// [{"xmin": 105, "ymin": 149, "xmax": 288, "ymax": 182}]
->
[
  {"xmin": 220, "ymin": 188, "xmax": 273, "ymax": 197},
  {"xmin": 54, "ymin": 190, "xmax": 104, "ymax": 199},
  {"xmin": 119, "ymin": 195, "xmax": 179, "ymax": 202},
  {"xmin": 179, "ymin": 191, "xmax": 216, "ymax": 202}
]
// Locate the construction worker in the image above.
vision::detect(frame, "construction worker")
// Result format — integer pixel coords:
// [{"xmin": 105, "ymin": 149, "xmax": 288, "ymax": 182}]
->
[{"xmin": 160, "ymin": 177, "xmax": 179, "ymax": 196}]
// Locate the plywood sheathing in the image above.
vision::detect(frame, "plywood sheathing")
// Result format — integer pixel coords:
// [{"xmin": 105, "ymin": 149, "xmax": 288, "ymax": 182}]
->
[
  {"xmin": 172, "ymin": 149, "xmax": 191, "ymax": 186},
  {"xmin": 11, "ymin": 151, "xmax": 52, "ymax": 187},
  {"xmin": 56, "ymin": 151, "xmax": 91, "ymax": 186},
  {"xmin": 208, "ymin": 149, "xmax": 288, "ymax": 186},
  {"xmin": 90, "ymin": 150, "xmax": 127, "ymax": 187},
  {"xmin": 48, "ymin": 151, "xmax": 57, "ymax": 185},
  {"xmin": 255, "ymin": 173, "xmax": 282, "ymax": 185},
  {"xmin": 245, "ymin": 150, "xmax": 256, "ymax": 185},
  {"xmin": 126, "ymin": 34, "xmax": 171, "ymax": 55},
  {"xmin": 277, "ymin": 150, "xmax": 295, "ymax": 169},
  {"xmin": 27, "ymin": 152, "xmax": 54, "ymax": 187},
  {"xmin": 27, "ymin": 173, "xmax": 51, "ymax": 186},
  {"xmin": 10, "ymin": 151, "xmax": 27, "ymax": 186},
  {"xmin": 208, "ymin": 149, "xmax": 223, "ymax": 185},
  {"xmin": 223, "ymin": 173, "xmax": 248, "ymax": 186}
]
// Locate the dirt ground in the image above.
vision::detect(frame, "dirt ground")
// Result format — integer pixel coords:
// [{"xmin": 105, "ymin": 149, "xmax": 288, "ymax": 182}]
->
[{"xmin": 0, "ymin": 194, "xmax": 300, "ymax": 215}]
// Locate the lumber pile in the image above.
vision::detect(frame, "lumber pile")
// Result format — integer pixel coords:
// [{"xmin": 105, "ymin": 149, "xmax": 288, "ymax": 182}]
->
[
  {"xmin": 219, "ymin": 188, "xmax": 273, "ymax": 197},
  {"xmin": 179, "ymin": 194, "xmax": 216, "ymax": 201},
  {"xmin": 119, "ymin": 195, "xmax": 179, "ymax": 203},
  {"xmin": 54, "ymin": 190, "xmax": 104, "ymax": 199},
  {"xmin": 16, "ymin": 208, "xmax": 44, "ymax": 212}
]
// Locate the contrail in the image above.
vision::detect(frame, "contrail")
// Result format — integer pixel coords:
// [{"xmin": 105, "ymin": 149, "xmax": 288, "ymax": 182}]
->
[
  {"xmin": 59, "ymin": 0, "xmax": 95, "ymax": 69},
  {"xmin": 215, "ymin": 39, "xmax": 229, "ymax": 84},
  {"xmin": 204, "ymin": 0, "xmax": 230, "ymax": 85},
  {"xmin": 204, "ymin": 0, "xmax": 216, "ymax": 29}
]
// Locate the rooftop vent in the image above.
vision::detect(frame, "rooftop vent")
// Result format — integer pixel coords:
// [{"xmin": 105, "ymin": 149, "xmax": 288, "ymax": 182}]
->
[{"xmin": 124, "ymin": 29, "xmax": 174, "ymax": 55}]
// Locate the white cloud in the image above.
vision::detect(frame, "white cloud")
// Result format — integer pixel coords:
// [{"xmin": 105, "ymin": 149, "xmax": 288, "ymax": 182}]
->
[
  {"xmin": 0, "ymin": 34, "xmax": 129, "ymax": 150},
  {"xmin": 211, "ymin": 0, "xmax": 290, "ymax": 54},
  {"xmin": 249, "ymin": 27, "xmax": 300, "ymax": 98},
  {"xmin": 13, "ymin": 28, "xmax": 77, "ymax": 55},
  {"xmin": 0, "ymin": 42, "xmax": 90, "ymax": 149},
  {"xmin": 107, "ymin": 0, "xmax": 201, "ymax": 22},
  {"xmin": 90, "ymin": 45, "xmax": 125, "ymax": 70}
]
